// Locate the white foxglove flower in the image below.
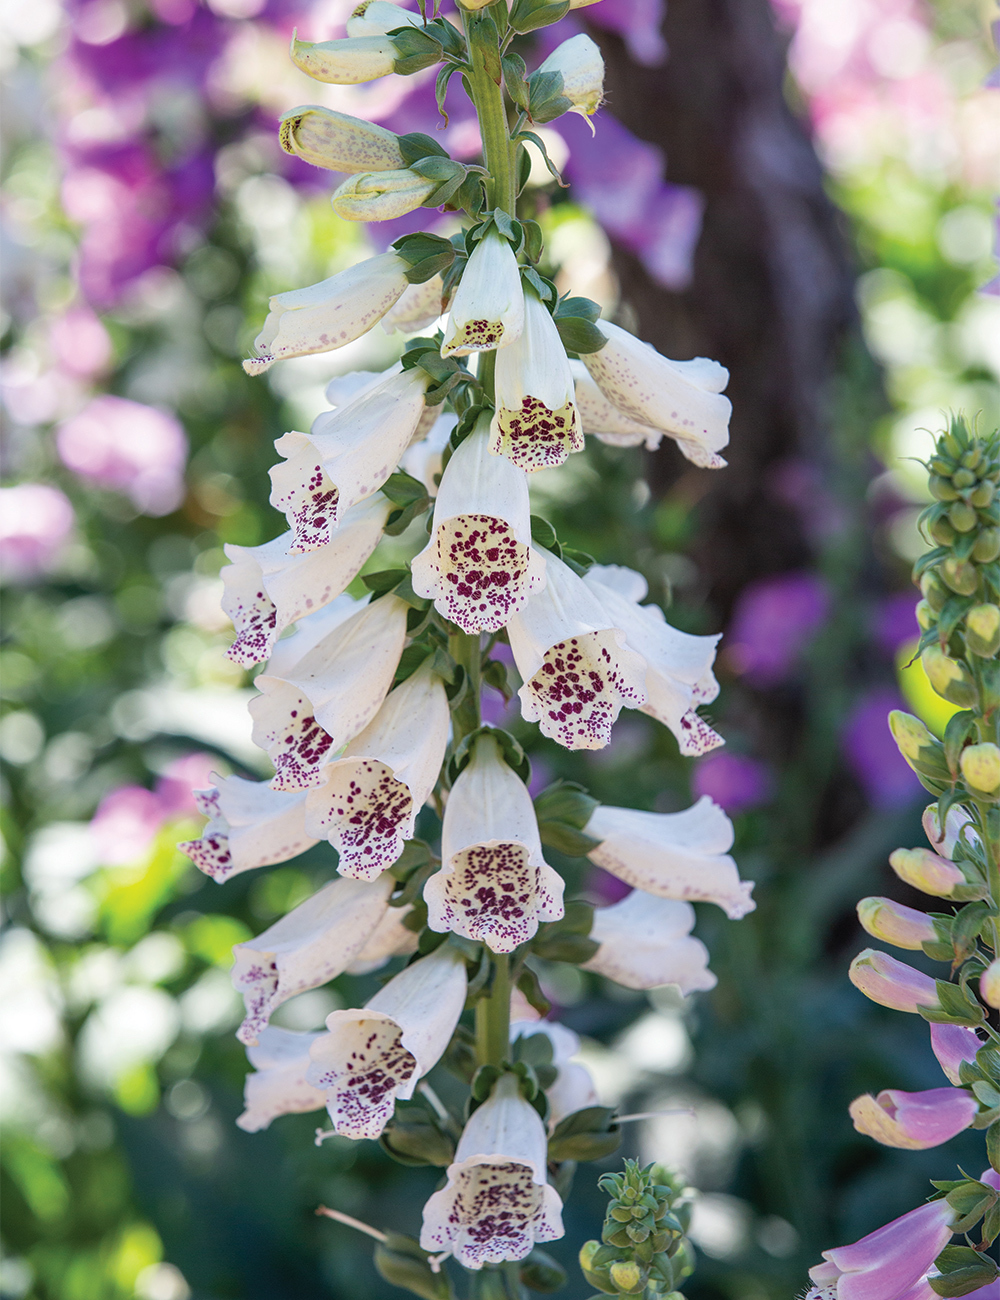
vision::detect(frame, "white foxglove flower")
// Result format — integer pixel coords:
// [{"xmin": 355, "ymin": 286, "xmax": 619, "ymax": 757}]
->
[
  {"xmin": 583, "ymin": 564, "xmax": 723, "ymax": 756},
  {"xmin": 442, "ymin": 231, "xmax": 524, "ymax": 356},
  {"xmin": 583, "ymin": 891, "xmax": 717, "ymax": 993},
  {"xmin": 511, "ymin": 1019, "xmax": 598, "ymax": 1127},
  {"xmin": 420, "ymin": 1072, "xmax": 564, "ymax": 1267},
  {"xmin": 233, "ymin": 873, "xmax": 394, "ymax": 1045},
  {"xmin": 306, "ymin": 944, "xmax": 467, "ymax": 1139},
  {"xmin": 425, "ymin": 733, "xmax": 564, "ymax": 952},
  {"xmin": 221, "ymin": 495, "xmax": 391, "ymax": 667},
  {"xmin": 279, "ymin": 106, "xmax": 405, "ymax": 173},
  {"xmin": 411, "ymin": 415, "xmax": 546, "ymax": 633},
  {"xmin": 250, "ymin": 595, "xmax": 409, "ymax": 790},
  {"xmin": 269, "ymin": 368, "xmax": 430, "ymax": 552},
  {"xmin": 290, "ymin": 32, "xmax": 398, "ymax": 84},
  {"xmin": 346, "ymin": 2, "xmax": 425, "ymax": 36},
  {"xmin": 332, "ymin": 168, "xmax": 438, "ymax": 222},
  {"xmin": 400, "ymin": 409, "xmax": 457, "ymax": 491},
  {"xmin": 507, "ymin": 550, "xmax": 646, "ymax": 750},
  {"xmin": 583, "ymin": 320, "xmax": 731, "ymax": 468},
  {"xmin": 490, "ymin": 290, "xmax": 584, "ymax": 472},
  {"xmin": 304, "ymin": 662, "xmax": 450, "ymax": 880},
  {"xmin": 346, "ymin": 904, "xmax": 418, "ymax": 974},
  {"xmin": 537, "ymin": 34, "xmax": 605, "ymax": 120},
  {"xmin": 179, "ymin": 777, "xmax": 317, "ymax": 883},
  {"xmin": 244, "ymin": 252, "xmax": 410, "ymax": 376},
  {"xmin": 381, "ymin": 275, "xmax": 446, "ymax": 336},
  {"xmin": 585, "ymin": 797, "xmax": 755, "ymax": 919},
  {"xmin": 236, "ymin": 1027, "xmax": 327, "ymax": 1132},
  {"xmin": 570, "ymin": 359, "xmax": 660, "ymax": 449}
]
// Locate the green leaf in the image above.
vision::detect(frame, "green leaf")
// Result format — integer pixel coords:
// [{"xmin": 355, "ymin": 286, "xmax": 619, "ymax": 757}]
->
[
  {"xmin": 434, "ymin": 62, "xmax": 462, "ymax": 126},
  {"xmin": 555, "ymin": 295, "xmax": 602, "ymax": 324},
  {"xmin": 555, "ymin": 315, "xmax": 607, "ymax": 355},
  {"xmin": 517, "ymin": 966, "xmax": 550, "ymax": 1017},
  {"xmin": 548, "ymin": 1106, "xmax": 621, "ymax": 1162},
  {"xmin": 391, "ymin": 27, "xmax": 445, "ymax": 77},
  {"xmin": 501, "ymin": 52, "xmax": 530, "ymax": 110},
  {"xmin": 379, "ymin": 1101, "xmax": 456, "ymax": 1168},
  {"xmin": 952, "ymin": 901, "xmax": 991, "ymax": 961},
  {"xmin": 398, "ymin": 132, "xmax": 450, "ymax": 165},
  {"xmin": 468, "ymin": 8, "xmax": 501, "ymax": 83},
  {"xmin": 531, "ymin": 932, "xmax": 600, "ymax": 964},
  {"xmin": 508, "ymin": 0, "xmax": 571, "ymax": 34},
  {"xmin": 448, "ymin": 725, "xmax": 531, "ymax": 786},
  {"xmin": 374, "ymin": 1232, "xmax": 454, "ymax": 1300},
  {"xmin": 521, "ymin": 218, "xmax": 543, "ymax": 264},
  {"xmin": 517, "ymin": 129, "xmax": 567, "ymax": 185},
  {"xmin": 930, "ymin": 1245, "xmax": 998, "ymax": 1297},
  {"xmin": 362, "ymin": 567, "xmax": 410, "ymax": 595},
  {"xmin": 530, "ymin": 514, "xmax": 559, "ymax": 550}
]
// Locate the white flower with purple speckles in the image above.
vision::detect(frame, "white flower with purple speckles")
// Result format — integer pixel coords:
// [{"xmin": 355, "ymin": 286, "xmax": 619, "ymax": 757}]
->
[
  {"xmin": 178, "ymin": 776, "xmax": 317, "ymax": 882},
  {"xmin": 305, "ymin": 661, "xmax": 450, "ymax": 879},
  {"xmin": 420, "ymin": 1071, "xmax": 564, "ymax": 1268},
  {"xmin": 236, "ymin": 1026, "xmax": 328, "ymax": 1132},
  {"xmin": 233, "ymin": 872, "xmax": 395, "ymax": 1045},
  {"xmin": 582, "ymin": 890, "xmax": 718, "ymax": 992},
  {"xmin": 442, "ymin": 230, "xmax": 524, "ymax": 356},
  {"xmin": 411, "ymin": 414, "xmax": 545, "ymax": 634},
  {"xmin": 570, "ymin": 360, "xmax": 661, "ymax": 449},
  {"xmin": 507, "ymin": 550, "xmax": 647, "ymax": 750},
  {"xmin": 425, "ymin": 732, "xmax": 564, "ymax": 953},
  {"xmin": 306, "ymin": 944, "xmax": 467, "ymax": 1139}
]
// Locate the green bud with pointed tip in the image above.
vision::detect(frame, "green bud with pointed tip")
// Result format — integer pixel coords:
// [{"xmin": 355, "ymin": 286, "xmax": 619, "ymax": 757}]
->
[
  {"xmin": 921, "ymin": 645, "xmax": 977, "ymax": 708},
  {"xmin": 930, "ymin": 474, "xmax": 959, "ymax": 501},
  {"xmin": 966, "ymin": 604, "xmax": 1000, "ymax": 657},
  {"xmin": 972, "ymin": 527, "xmax": 1000, "ymax": 563},
  {"xmin": 930, "ymin": 515, "xmax": 957, "ymax": 546},
  {"xmin": 948, "ymin": 500, "xmax": 978, "ymax": 532},
  {"xmin": 952, "ymin": 468, "xmax": 976, "ymax": 489},
  {"xmin": 970, "ymin": 479, "xmax": 995, "ymax": 508},
  {"xmin": 920, "ymin": 570, "xmax": 949, "ymax": 611},
  {"xmin": 940, "ymin": 556, "xmax": 979, "ymax": 596},
  {"xmin": 960, "ymin": 742, "xmax": 1000, "ymax": 796}
]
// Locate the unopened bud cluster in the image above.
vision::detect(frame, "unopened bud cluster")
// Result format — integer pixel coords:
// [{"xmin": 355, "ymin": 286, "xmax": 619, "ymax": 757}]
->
[{"xmin": 580, "ymin": 1161, "xmax": 693, "ymax": 1297}]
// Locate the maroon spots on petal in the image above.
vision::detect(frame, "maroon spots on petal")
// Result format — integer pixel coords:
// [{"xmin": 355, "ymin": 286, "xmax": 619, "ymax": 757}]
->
[
  {"xmin": 270, "ymin": 711, "xmax": 335, "ymax": 790},
  {"xmin": 493, "ymin": 398, "xmax": 583, "ymax": 473},
  {"xmin": 429, "ymin": 515, "xmax": 532, "ymax": 634},
  {"xmin": 438, "ymin": 842, "xmax": 545, "ymax": 952},
  {"xmin": 452, "ymin": 318, "xmax": 504, "ymax": 350},
  {"xmin": 448, "ymin": 1162, "xmax": 544, "ymax": 1265},
  {"xmin": 525, "ymin": 632, "xmax": 643, "ymax": 750},
  {"xmin": 228, "ymin": 595, "xmax": 278, "ymax": 668},
  {"xmin": 179, "ymin": 833, "xmax": 234, "ymax": 880},
  {"xmin": 316, "ymin": 1019, "xmax": 417, "ymax": 1139},
  {"xmin": 312, "ymin": 760, "xmax": 413, "ymax": 879}
]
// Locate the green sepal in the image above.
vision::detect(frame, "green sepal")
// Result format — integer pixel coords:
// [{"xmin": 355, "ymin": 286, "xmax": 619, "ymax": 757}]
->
[
  {"xmin": 548, "ymin": 1106, "xmax": 621, "ymax": 1162},
  {"xmin": 526, "ymin": 68, "xmax": 572, "ymax": 123},
  {"xmin": 516, "ymin": 130, "xmax": 567, "ymax": 186},
  {"xmin": 517, "ymin": 965, "xmax": 551, "ymax": 1017},
  {"xmin": 388, "ymin": 838, "xmax": 437, "ymax": 885},
  {"xmin": 531, "ymin": 900, "xmax": 598, "ymax": 963},
  {"xmin": 508, "ymin": 0, "xmax": 571, "ymax": 36},
  {"xmin": 951, "ymin": 901, "xmax": 992, "ymax": 961},
  {"xmin": 374, "ymin": 1231, "xmax": 455, "ymax": 1300},
  {"xmin": 501, "ymin": 51, "xmax": 530, "ymax": 110},
  {"xmin": 391, "ymin": 26, "xmax": 445, "ymax": 77},
  {"xmin": 448, "ymin": 724, "xmax": 531, "ymax": 786},
  {"xmin": 530, "ymin": 514, "xmax": 559, "ymax": 551},
  {"xmin": 521, "ymin": 218, "xmax": 543, "ymax": 264},
  {"xmin": 515, "ymin": 143, "xmax": 532, "ymax": 196},
  {"xmin": 521, "ymin": 264, "xmax": 558, "ymax": 303},
  {"xmin": 534, "ymin": 780, "xmax": 600, "ymax": 855},
  {"xmin": 362, "ymin": 567, "xmax": 410, "ymax": 596},
  {"xmin": 392, "ymin": 231, "xmax": 457, "ymax": 284},
  {"xmin": 918, "ymin": 979, "xmax": 986, "ymax": 1026},
  {"xmin": 561, "ymin": 546, "xmax": 596, "ymax": 576},
  {"xmin": 519, "ymin": 1248, "xmax": 567, "ymax": 1294},
  {"xmin": 481, "ymin": 655, "xmax": 512, "ymax": 702},
  {"xmin": 398, "ymin": 132, "xmax": 451, "ymax": 164},
  {"xmin": 555, "ymin": 315, "xmax": 607, "ymax": 355},
  {"xmin": 379, "ymin": 1100, "xmax": 456, "ymax": 1168},
  {"xmin": 511, "ymin": 1027, "xmax": 558, "ymax": 1090},
  {"xmin": 434, "ymin": 62, "xmax": 462, "ymax": 126},
  {"xmin": 944, "ymin": 1177, "xmax": 998, "ymax": 1234},
  {"xmin": 943, "ymin": 711, "xmax": 978, "ymax": 774}
]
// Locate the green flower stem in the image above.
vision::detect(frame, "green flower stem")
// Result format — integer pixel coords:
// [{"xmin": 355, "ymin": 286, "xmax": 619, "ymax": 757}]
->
[
  {"xmin": 476, "ymin": 951, "xmax": 511, "ymax": 1069},
  {"xmin": 460, "ymin": 10, "xmax": 516, "ymax": 217},
  {"xmin": 448, "ymin": 629, "xmax": 482, "ymax": 743}
]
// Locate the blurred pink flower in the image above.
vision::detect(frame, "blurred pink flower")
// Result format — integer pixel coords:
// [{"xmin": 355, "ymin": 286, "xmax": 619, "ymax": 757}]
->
[
  {"xmin": 588, "ymin": 0, "xmax": 667, "ymax": 66},
  {"xmin": 90, "ymin": 752, "xmax": 217, "ymax": 863},
  {"xmin": 155, "ymin": 752, "xmax": 218, "ymax": 817},
  {"xmin": 692, "ymin": 751, "xmax": 771, "ymax": 814},
  {"xmin": 56, "ymin": 394, "xmax": 187, "ymax": 515},
  {"xmin": 726, "ymin": 571, "xmax": 830, "ymax": 685},
  {"xmin": 842, "ymin": 688, "xmax": 922, "ymax": 809},
  {"xmin": 48, "ymin": 306, "xmax": 113, "ymax": 379},
  {"xmin": 0, "ymin": 485, "xmax": 75, "ymax": 583}
]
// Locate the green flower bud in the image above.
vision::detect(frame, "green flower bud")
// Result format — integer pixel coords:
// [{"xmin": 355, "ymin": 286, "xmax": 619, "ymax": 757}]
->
[
  {"xmin": 952, "ymin": 467, "xmax": 976, "ymax": 490},
  {"xmin": 930, "ymin": 474, "xmax": 959, "ymax": 501},
  {"xmin": 920, "ymin": 645, "xmax": 977, "ymax": 707},
  {"xmin": 930, "ymin": 515, "xmax": 956, "ymax": 546},
  {"xmin": 915, "ymin": 599, "xmax": 936, "ymax": 631},
  {"xmin": 609, "ymin": 1260, "xmax": 644, "ymax": 1293},
  {"xmin": 972, "ymin": 527, "xmax": 1000, "ymax": 563},
  {"xmin": 959, "ymin": 742, "xmax": 1000, "ymax": 796},
  {"xmin": 279, "ymin": 106, "xmax": 404, "ymax": 173},
  {"xmin": 981, "ymin": 957, "xmax": 1000, "ymax": 1010},
  {"xmin": 930, "ymin": 455, "xmax": 954, "ymax": 476},
  {"xmin": 940, "ymin": 556, "xmax": 979, "ymax": 596},
  {"xmin": 960, "ymin": 446, "xmax": 983, "ymax": 470},
  {"xmin": 966, "ymin": 604, "xmax": 1000, "ymax": 657},
  {"xmin": 889, "ymin": 710, "xmax": 936, "ymax": 763},
  {"xmin": 331, "ymin": 168, "xmax": 438, "ymax": 221},
  {"xmin": 969, "ymin": 479, "xmax": 995, "ymax": 508},
  {"xmin": 948, "ymin": 500, "xmax": 978, "ymax": 532},
  {"xmin": 579, "ymin": 1240, "xmax": 614, "ymax": 1292},
  {"xmin": 920, "ymin": 570, "xmax": 949, "ymax": 611}
]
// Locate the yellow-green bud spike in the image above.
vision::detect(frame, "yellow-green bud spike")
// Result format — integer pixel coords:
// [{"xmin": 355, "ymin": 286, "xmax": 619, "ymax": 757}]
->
[
  {"xmin": 959, "ymin": 742, "xmax": 1000, "ymax": 796},
  {"xmin": 920, "ymin": 645, "xmax": 977, "ymax": 708}
]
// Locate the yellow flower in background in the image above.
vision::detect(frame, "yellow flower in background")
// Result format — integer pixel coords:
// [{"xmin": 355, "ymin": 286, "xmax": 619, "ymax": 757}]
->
[{"xmin": 896, "ymin": 638, "xmax": 960, "ymax": 738}]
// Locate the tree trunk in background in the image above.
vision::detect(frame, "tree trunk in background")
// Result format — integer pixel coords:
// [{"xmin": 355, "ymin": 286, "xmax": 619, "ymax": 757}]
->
[{"xmin": 591, "ymin": 0, "xmax": 858, "ymax": 618}]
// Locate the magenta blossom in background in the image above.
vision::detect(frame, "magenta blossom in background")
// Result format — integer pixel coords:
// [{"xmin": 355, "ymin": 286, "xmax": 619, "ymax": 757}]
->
[
  {"xmin": 842, "ymin": 687, "xmax": 923, "ymax": 809},
  {"xmin": 587, "ymin": 0, "xmax": 667, "ymax": 67},
  {"xmin": 0, "ymin": 485, "xmax": 75, "ymax": 583},
  {"xmin": 692, "ymin": 751, "xmax": 772, "ymax": 814},
  {"xmin": 155, "ymin": 752, "xmax": 217, "ymax": 818},
  {"xmin": 57, "ymin": 395, "xmax": 188, "ymax": 516},
  {"xmin": 587, "ymin": 868, "xmax": 634, "ymax": 905},
  {"xmin": 873, "ymin": 593, "xmax": 919, "ymax": 659},
  {"xmin": 48, "ymin": 306, "xmax": 113, "ymax": 379},
  {"xmin": 90, "ymin": 753, "xmax": 217, "ymax": 864},
  {"xmin": 726, "ymin": 571, "xmax": 830, "ymax": 685}
]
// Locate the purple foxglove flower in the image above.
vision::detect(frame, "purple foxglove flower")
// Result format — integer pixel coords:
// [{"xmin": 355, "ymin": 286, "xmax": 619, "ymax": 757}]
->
[
  {"xmin": 48, "ymin": 306, "xmax": 112, "ymax": 379},
  {"xmin": 806, "ymin": 1199, "xmax": 955, "ymax": 1300},
  {"xmin": 425, "ymin": 733, "xmax": 565, "ymax": 953},
  {"xmin": 584, "ymin": 796, "xmax": 755, "ymax": 918},
  {"xmin": 306, "ymin": 944, "xmax": 467, "ymax": 1140},
  {"xmin": 236, "ymin": 1027, "xmax": 327, "ymax": 1133},
  {"xmin": 411, "ymin": 415, "xmax": 545, "ymax": 633},
  {"xmin": 420, "ymin": 1072, "xmax": 564, "ymax": 1267},
  {"xmin": 848, "ymin": 1086, "xmax": 978, "ymax": 1149},
  {"xmin": 178, "ymin": 777, "xmax": 317, "ymax": 883},
  {"xmin": 726, "ymin": 572, "xmax": 830, "ymax": 686},
  {"xmin": 856, "ymin": 898, "xmax": 935, "ymax": 951},
  {"xmin": 691, "ymin": 752, "xmax": 772, "ymax": 814},
  {"xmin": 507, "ymin": 550, "xmax": 647, "ymax": 750},
  {"xmin": 922, "ymin": 802, "xmax": 976, "ymax": 859},
  {"xmin": 848, "ymin": 950, "xmax": 940, "ymax": 1014},
  {"xmin": 930, "ymin": 1023, "xmax": 984, "ymax": 1085},
  {"xmin": 0, "ymin": 484, "xmax": 74, "ymax": 584},
  {"xmin": 232, "ymin": 873, "xmax": 395, "ymax": 1045},
  {"xmin": 582, "ymin": 890, "xmax": 717, "ymax": 993},
  {"xmin": 304, "ymin": 662, "xmax": 450, "ymax": 880}
]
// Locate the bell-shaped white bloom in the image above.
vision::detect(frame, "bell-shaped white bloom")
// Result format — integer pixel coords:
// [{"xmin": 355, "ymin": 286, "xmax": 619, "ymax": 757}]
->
[
  {"xmin": 507, "ymin": 550, "xmax": 646, "ymax": 750},
  {"xmin": 346, "ymin": 903, "xmax": 419, "ymax": 974},
  {"xmin": 269, "ymin": 368, "xmax": 430, "ymax": 552},
  {"xmin": 537, "ymin": 34, "xmax": 605, "ymax": 119},
  {"xmin": 582, "ymin": 564, "xmax": 723, "ymax": 756},
  {"xmin": 279, "ymin": 105, "xmax": 405, "ymax": 173},
  {"xmin": 442, "ymin": 232, "xmax": 525, "ymax": 356},
  {"xmin": 304, "ymin": 662, "xmax": 450, "ymax": 880},
  {"xmin": 346, "ymin": 2, "xmax": 425, "ymax": 36},
  {"xmin": 585, "ymin": 797, "xmax": 754, "ymax": 919},
  {"xmin": 511, "ymin": 1019, "xmax": 599, "ymax": 1128},
  {"xmin": 425, "ymin": 733, "xmax": 564, "ymax": 952},
  {"xmin": 236, "ymin": 1027, "xmax": 327, "ymax": 1132},
  {"xmin": 583, "ymin": 320, "xmax": 731, "ymax": 468},
  {"xmin": 381, "ymin": 274, "xmax": 446, "ymax": 336},
  {"xmin": 221, "ymin": 495, "xmax": 391, "ymax": 667},
  {"xmin": 179, "ymin": 776, "xmax": 317, "ymax": 883},
  {"xmin": 571, "ymin": 360, "xmax": 661, "ymax": 449},
  {"xmin": 411, "ymin": 416, "xmax": 546, "ymax": 633},
  {"xmin": 306, "ymin": 944, "xmax": 467, "ymax": 1139},
  {"xmin": 490, "ymin": 290, "xmax": 583, "ymax": 472},
  {"xmin": 400, "ymin": 409, "xmax": 456, "ymax": 491},
  {"xmin": 332, "ymin": 168, "xmax": 438, "ymax": 222},
  {"xmin": 244, "ymin": 252, "xmax": 410, "ymax": 376},
  {"xmin": 420, "ymin": 1072, "xmax": 564, "ymax": 1268},
  {"xmin": 233, "ymin": 873, "xmax": 394, "ymax": 1045},
  {"xmin": 250, "ymin": 595, "xmax": 409, "ymax": 790},
  {"xmin": 289, "ymin": 32, "xmax": 398, "ymax": 85},
  {"xmin": 583, "ymin": 891, "xmax": 718, "ymax": 993}
]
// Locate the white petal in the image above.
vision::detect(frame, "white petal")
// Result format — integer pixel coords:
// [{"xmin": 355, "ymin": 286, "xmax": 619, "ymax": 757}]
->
[
  {"xmin": 583, "ymin": 320, "xmax": 730, "ymax": 458},
  {"xmin": 366, "ymin": 943, "xmax": 468, "ymax": 1078},
  {"xmin": 411, "ymin": 417, "xmax": 545, "ymax": 633},
  {"xmin": 244, "ymin": 253, "xmax": 409, "ymax": 374},
  {"xmin": 583, "ymin": 891, "xmax": 718, "ymax": 992},
  {"xmin": 380, "ymin": 275, "xmax": 446, "ymax": 335},
  {"xmin": 347, "ymin": 2, "xmax": 424, "ymax": 36},
  {"xmin": 571, "ymin": 359, "xmax": 662, "ymax": 449},
  {"xmin": 442, "ymin": 232, "xmax": 525, "ymax": 356},
  {"xmin": 249, "ymin": 676, "xmax": 338, "ymax": 791},
  {"xmin": 264, "ymin": 592, "xmax": 366, "ymax": 678},
  {"xmin": 236, "ymin": 1026, "xmax": 327, "ymax": 1131},
  {"xmin": 324, "ymin": 364, "xmax": 398, "ymax": 409},
  {"xmin": 233, "ymin": 873, "xmax": 393, "ymax": 1044},
  {"xmin": 304, "ymin": 664, "xmax": 450, "ymax": 879},
  {"xmin": 345, "ymin": 904, "xmax": 418, "ymax": 974},
  {"xmin": 399, "ymin": 409, "xmax": 457, "ymax": 491},
  {"xmin": 178, "ymin": 774, "xmax": 317, "ymax": 882},
  {"xmin": 586, "ymin": 798, "xmax": 754, "ymax": 918},
  {"xmin": 490, "ymin": 292, "xmax": 583, "ymax": 472}
]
